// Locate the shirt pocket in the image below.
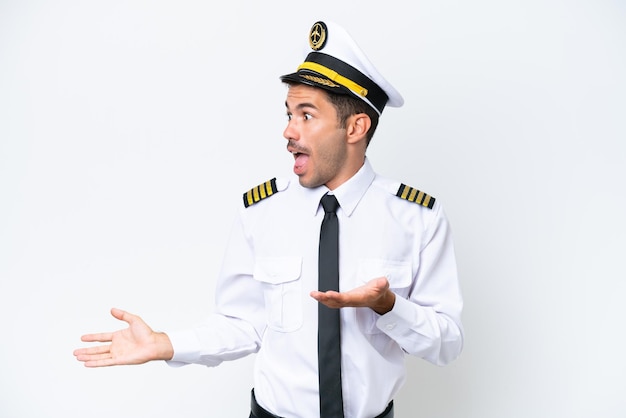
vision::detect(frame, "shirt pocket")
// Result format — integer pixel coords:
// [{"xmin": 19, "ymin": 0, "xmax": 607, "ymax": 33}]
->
[
  {"xmin": 356, "ymin": 258, "xmax": 413, "ymax": 334},
  {"xmin": 253, "ymin": 256, "xmax": 303, "ymax": 332}
]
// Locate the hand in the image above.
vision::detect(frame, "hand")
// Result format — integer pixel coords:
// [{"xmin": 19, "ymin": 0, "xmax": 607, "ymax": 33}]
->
[
  {"xmin": 310, "ymin": 277, "xmax": 396, "ymax": 315},
  {"xmin": 73, "ymin": 308, "xmax": 173, "ymax": 367}
]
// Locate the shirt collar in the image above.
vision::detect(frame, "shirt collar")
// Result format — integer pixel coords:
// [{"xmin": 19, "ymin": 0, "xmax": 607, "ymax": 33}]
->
[
  {"xmin": 304, "ymin": 158, "xmax": 375, "ymax": 217},
  {"xmin": 333, "ymin": 158, "xmax": 375, "ymax": 217}
]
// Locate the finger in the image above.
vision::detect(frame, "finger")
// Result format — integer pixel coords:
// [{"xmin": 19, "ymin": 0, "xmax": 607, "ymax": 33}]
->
[
  {"xmin": 80, "ymin": 332, "xmax": 113, "ymax": 343},
  {"xmin": 310, "ymin": 290, "xmax": 336, "ymax": 302},
  {"xmin": 310, "ymin": 291, "xmax": 344, "ymax": 308},
  {"xmin": 310, "ymin": 290, "xmax": 323, "ymax": 301},
  {"xmin": 73, "ymin": 344, "xmax": 110, "ymax": 356},
  {"xmin": 323, "ymin": 291, "xmax": 345, "ymax": 304},
  {"xmin": 310, "ymin": 290, "xmax": 341, "ymax": 298},
  {"xmin": 75, "ymin": 351, "xmax": 113, "ymax": 362},
  {"xmin": 83, "ymin": 357, "xmax": 119, "ymax": 368}
]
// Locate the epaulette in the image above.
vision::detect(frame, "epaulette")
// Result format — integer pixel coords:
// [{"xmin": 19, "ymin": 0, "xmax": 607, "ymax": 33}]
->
[
  {"xmin": 396, "ymin": 183, "xmax": 436, "ymax": 209},
  {"xmin": 243, "ymin": 178, "xmax": 279, "ymax": 208}
]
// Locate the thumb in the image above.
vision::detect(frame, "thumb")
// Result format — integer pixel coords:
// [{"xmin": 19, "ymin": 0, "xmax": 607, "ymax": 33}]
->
[
  {"xmin": 373, "ymin": 276, "xmax": 390, "ymax": 291},
  {"xmin": 110, "ymin": 307, "xmax": 133, "ymax": 324}
]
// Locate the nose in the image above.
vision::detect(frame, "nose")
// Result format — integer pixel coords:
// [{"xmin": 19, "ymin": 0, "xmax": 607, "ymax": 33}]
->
[{"xmin": 283, "ymin": 119, "xmax": 299, "ymax": 141}]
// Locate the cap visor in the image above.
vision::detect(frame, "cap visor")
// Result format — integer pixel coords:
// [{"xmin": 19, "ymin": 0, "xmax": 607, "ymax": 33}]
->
[{"xmin": 280, "ymin": 72, "xmax": 354, "ymax": 98}]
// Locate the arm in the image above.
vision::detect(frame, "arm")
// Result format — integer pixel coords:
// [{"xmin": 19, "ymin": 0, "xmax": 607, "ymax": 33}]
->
[
  {"xmin": 166, "ymin": 212, "xmax": 266, "ymax": 367},
  {"xmin": 74, "ymin": 213, "xmax": 265, "ymax": 369},
  {"xmin": 73, "ymin": 308, "xmax": 173, "ymax": 367}
]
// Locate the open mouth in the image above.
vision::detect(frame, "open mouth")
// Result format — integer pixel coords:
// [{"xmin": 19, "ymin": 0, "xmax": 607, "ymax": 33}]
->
[
  {"xmin": 293, "ymin": 152, "xmax": 309, "ymax": 170},
  {"xmin": 289, "ymin": 147, "xmax": 309, "ymax": 175}
]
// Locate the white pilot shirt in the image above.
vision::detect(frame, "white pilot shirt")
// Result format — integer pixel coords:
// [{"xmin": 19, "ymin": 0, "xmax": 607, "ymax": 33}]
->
[{"xmin": 167, "ymin": 158, "xmax": 464, "ymax": 418}]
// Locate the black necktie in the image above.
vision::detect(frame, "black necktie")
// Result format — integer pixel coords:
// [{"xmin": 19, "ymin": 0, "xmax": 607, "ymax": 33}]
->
[{"xmin": 318, "ymin": 194, "xmax": 344, "ymax": 417}]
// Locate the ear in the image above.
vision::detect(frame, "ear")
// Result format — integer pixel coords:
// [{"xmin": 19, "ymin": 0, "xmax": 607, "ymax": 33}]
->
[{"xmin": 346, "ymin": 113, "xmax": 371, "ymax": 145}]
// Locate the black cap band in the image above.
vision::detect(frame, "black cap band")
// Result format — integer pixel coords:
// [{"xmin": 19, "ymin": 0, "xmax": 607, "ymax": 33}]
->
[{"xmin": 281, "ymin": 52, "xmax": 389, "ymax": 114}]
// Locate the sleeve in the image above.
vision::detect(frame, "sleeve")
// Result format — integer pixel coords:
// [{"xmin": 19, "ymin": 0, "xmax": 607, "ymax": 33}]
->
[
  {"xmin": 167, "ymin": 210, "xmax": 267, "ymax": 367},
  {"xmin": 375, "ymin": 203, "xmax": 464, "ymax": 366}
]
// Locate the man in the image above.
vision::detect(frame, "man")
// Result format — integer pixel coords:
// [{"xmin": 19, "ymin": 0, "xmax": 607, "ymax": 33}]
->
[{"xmin": 74, "ymin": 20, "xmax": 464, "ymax": 418}]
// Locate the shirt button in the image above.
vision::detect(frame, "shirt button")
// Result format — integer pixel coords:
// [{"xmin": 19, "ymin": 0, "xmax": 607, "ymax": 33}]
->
[{"xmin": 385, "ymin": 323, "xmax": 396, "ymax": 331}]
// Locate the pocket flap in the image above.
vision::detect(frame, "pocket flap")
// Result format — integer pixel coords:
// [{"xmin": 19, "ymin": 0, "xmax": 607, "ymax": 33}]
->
[
  {"xmin": 357, "ymin": 259, "xmax": 412, "ymax": 288},
  {"xmin": 253, "ymin": 256, "xmax": 303, "ymax": 284}
]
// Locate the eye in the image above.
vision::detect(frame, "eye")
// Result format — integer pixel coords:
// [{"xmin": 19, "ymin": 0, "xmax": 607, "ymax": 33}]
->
[
  {"xmin": 286, "ymin": 113, "xmax": 292, "ymax": 121},
  {"xmin": 304, "ymin": 113, "xmax": 312, "ymax": 121}
]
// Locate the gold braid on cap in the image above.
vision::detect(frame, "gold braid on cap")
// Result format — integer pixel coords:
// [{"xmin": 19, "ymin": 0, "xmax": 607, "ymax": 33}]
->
[
  {"xmin": 298, "ymin": 62, "xmax": 368, "ymax": 97},
  {"xmin": 301, "ymin": 74, "xmax": 340, "ymax": 88}
]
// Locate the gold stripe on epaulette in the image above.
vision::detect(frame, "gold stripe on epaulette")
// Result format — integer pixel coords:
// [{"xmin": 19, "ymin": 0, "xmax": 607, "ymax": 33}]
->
[
  {"xmin": 243, "ymin": 178, "xmax": 279, "ymax": 208},
  {"xmin": 396, "ymin": 183, "xmax": 435, "ymax": 209}
]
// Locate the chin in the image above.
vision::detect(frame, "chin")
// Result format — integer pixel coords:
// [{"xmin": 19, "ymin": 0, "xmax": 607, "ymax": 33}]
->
[{"xmin": 297, "ymin": 176, "xmax": 322, "ymax": 189}]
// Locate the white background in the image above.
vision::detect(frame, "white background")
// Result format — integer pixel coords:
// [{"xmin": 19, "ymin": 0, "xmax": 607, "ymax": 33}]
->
[{"xmin": 1, "ymin": 1, "xmax": 625, "ymax": 417}]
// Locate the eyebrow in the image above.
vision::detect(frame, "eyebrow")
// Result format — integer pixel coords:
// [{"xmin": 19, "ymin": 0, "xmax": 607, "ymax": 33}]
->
[{"xmin": 285, "ymin": 101, "xmax": 318, "ymax": 111}]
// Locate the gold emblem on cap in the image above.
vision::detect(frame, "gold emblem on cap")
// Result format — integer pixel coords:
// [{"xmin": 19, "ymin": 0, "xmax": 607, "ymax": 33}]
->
[{"xmin": 309, "ymin": 21, "xmax": 327, "ymax": 51}]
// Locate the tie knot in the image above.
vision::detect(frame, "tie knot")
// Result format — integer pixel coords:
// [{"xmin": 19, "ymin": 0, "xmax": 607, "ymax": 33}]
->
[{"xmin": 321, "ymin": 194, "xmax": 339, "ymax": 214}]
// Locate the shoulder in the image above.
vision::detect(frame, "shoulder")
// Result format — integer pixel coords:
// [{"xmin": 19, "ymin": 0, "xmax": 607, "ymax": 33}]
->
[
  {"xmin": 242, "ymin": 177, "xmax": 291, "ymax": 208},
  {"xmin": 372, "ymin": 176, "xmax": 437, "ymax": 210},
  {"xmin": 394, "ymin": 182, "xmax": 436, "ymax": 209}
]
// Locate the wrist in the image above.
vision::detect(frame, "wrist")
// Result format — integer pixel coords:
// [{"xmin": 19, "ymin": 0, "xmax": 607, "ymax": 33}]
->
[
  {"xmin": 372, "ymin": 290, "xmax": 396, "ymax": 315},
  {"xmin": 154, "ymin": 332, "xmax": 174, "ymax": 361}
]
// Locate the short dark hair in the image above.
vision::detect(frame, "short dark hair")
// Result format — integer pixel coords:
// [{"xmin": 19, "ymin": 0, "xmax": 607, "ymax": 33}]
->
[{"xmin": 325, "ymin": 92, "xmax": 380, "ymax": 147}]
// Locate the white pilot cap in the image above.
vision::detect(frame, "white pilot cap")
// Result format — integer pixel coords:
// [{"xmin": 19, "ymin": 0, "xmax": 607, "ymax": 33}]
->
[{"xmin": 280, "ymin": 20, "xmax": 404, "ymax": 115}]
